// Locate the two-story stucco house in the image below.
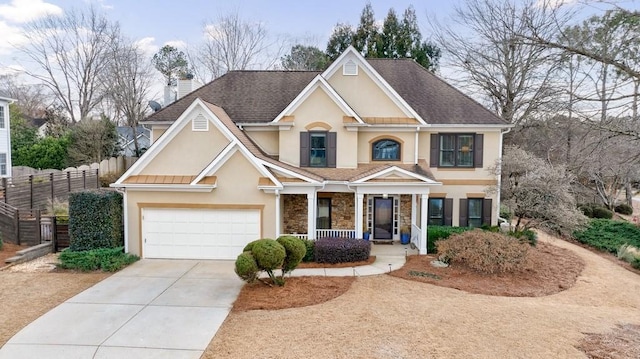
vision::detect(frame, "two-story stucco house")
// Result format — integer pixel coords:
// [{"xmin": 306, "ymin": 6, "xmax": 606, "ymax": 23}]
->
[
  {"xmin": 0, "ymin": 93, "xmax": 14, "ymax": 178},
  {"xmin": 113, "ymin": 47, "xmax": 512, "ymax": 260}
]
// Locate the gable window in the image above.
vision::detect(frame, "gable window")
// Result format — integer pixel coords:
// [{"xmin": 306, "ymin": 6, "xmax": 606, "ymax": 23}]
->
[
  {"xmin": 430, "ymin": 133, "xmax": 484, "ymax": 168},
  {"xmin": 372, "ymin": 139, "xmax": 400, "ymax": 161},
  {"xmin": 300, "ymin": 132, "xmax": 337, "ymax": 168},
  {"xmin": 0, "ymin": 153, "xmax": 6, "ymax": 176},
  {"xmin": 343, "ymin": 60, "xmax": 358, "ymax": 76},
  {"xmin": 310, "ymin": 132, "xmax": 327, "ymax": 167},
  {"xmin": 428, "ymin": 198, "xmax": 453, "ymax": 226},
  {"xmin": 317, "ymin": 198, "xmax": 331, "ymax": 229},
  {"xmin": 459, "ymin": 198, "xmax": 492, "ymax": 227},
  {"xmin": 0, "ymin": 106, "xmax": 4, "ymax": 129}
]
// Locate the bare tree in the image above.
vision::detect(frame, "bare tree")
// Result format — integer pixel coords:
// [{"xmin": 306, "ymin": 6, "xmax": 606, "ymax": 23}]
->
[
  {"xmin": 191, "ymin": 11, "xmax": 283, "ymax": 81},
  {"xmin": 0, "ymin": 74, "xmax": 51, "ymax": 118},
  {"xmin": 495, "ymin": 146, "xmax": 587, "ymax": 236},
  {"xmin": 17, "ymin": 6, "xmax": 120, "ymax": 123},
  {"xmin": 101, "ymin": 37, "xmax": 153, "ymax": 156},
  {"xmin": 433, "ymin": 0, "xmax": 570, "ymax": 124}
]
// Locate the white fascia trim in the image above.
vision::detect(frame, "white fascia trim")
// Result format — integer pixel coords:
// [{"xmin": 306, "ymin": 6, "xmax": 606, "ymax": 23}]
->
[
  {"xmin": 258, "ymin": 160, "xmax": 321, "ymax": 184},
  {"xmin": 353, "ymin": 182, "xmax": 441, "ymax": 187},
  {"xmin": 428, "ymin": 124, "xmax": 514, "ymax": 130},
  {"xmin": 271, "ymin": 75, "xmax": 363, "ymax": 124},
  {"xmin": 116, "ymin": 99, "xmax": 235, "ymax": 184},
  {"xmin": 321, "ymin": 46, "xmax": 425, "ymax": 125},
  {"xmin": 353, "ymin": 166, "xmax": 440, "ymax": 184},
  {"xmin": 192, "ymin": 142, "xmax": 237, "ymax": 185},
  {"xmin": 110, "ymin": 184, "xmax": 216, "ymax": 192}
]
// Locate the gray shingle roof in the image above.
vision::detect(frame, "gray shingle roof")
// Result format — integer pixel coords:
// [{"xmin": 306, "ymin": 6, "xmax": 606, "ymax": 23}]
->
[
  {"xmin": 144, "ymin": 59, "xmax": 508, "ymax": 126},
  {"xmin": 146, "ymin": 71, "xmax": 318, "ymax": 123},
  {"xmin": 367, "ymin": 58, "xmax": 507, "ymax": 125}
]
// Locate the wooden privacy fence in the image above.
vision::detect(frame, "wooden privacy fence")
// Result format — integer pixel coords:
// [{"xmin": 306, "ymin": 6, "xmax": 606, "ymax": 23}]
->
[
  {"xmin": 0, "ymin": 203, "xmax": 60, "ymax": 247},
  {"xmin": 0, "ymin": 169, "xmax": 99, "ymax": 210}
]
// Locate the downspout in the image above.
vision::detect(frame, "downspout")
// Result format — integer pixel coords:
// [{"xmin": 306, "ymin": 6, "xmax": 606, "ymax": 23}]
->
[
  {"xmin": 414, "ymin": 127, "xmax": 420, "ymax": 165},
  {"xmin": 497, "ymin": 127, "xmax": 512, "ymax": 226}
]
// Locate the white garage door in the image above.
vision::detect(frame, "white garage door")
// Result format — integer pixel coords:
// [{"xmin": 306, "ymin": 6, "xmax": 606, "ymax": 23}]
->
[{"xmin": 142, "ymin": 208, "xmax": 261, "ymax": 260}]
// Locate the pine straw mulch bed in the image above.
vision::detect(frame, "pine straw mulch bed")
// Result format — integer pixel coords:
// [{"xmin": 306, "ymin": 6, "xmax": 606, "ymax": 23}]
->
[
  {"xmin": 296, "ymin": 256, "xmax": 376, "ymax": 268},
  {"xmin": 577, "ymin": 323, "xmax": 640, "ymax": 359},
  {"xmin": 232, "ymin": 242, "xmax": 585, "ymax": 312},
  {"xmin": 389, "ymin": 242, "xmax": 585, "ymax": 297}
]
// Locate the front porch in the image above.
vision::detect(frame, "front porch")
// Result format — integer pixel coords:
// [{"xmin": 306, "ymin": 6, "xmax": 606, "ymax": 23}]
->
[{"xmin": 278, "ymin": 191, "xmax": 432, "ymax": 254}]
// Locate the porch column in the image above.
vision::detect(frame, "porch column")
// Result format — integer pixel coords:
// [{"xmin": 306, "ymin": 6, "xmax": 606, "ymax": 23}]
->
[
  {"xmin": 411, "ymin": 194, "xmax": 417, "ymax": 227},
  {"xmin": 275, "ymin": 191, "xmax": 281, "ymax": 237},
  {"xmin": 355, "ymin": 193, "xmax": 364, "ymax": 238},
  {"xmin": 307, "ymin": 192, "xmax": 316, "ymax": 239},
  {"xmin": 420, "ymin": 194, "xmax": 428, "ymax": 254}
]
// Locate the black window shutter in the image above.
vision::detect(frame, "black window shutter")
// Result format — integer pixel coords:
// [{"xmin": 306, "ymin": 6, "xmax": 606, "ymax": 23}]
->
[
  {"xmin": 444, "ymin": 198, "xmax": 453, "ymax": 226},
  {"xmin": 327, "ymin": 132, "xmax": 337, "ymax": 168},
  {"xmin": 430, "ymin": 134, "xmax": 439, "ymax": 167},
  {"xmin": 459, "ymin": 199, "xmax": 468, "ymax": 227},
  {"xmin": 474, "ymin": 134, "xmax": 484, "ymax": 168},
  {"xmin": 300, "ymin": 132, "xmax": 309, "ymax": 167},
  {"xmin": 482, "ymin": 198, "xmax": 492, "ymax": 225}
]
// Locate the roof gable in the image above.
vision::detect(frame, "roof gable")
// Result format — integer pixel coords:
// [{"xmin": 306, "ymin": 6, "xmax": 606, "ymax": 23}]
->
[{"xmin": 272, "ymin": 75, "xmax": 364, "ymax": 125}]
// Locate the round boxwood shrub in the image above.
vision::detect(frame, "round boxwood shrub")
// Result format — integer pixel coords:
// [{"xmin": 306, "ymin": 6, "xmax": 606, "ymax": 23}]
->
[
  {"xmin": 251, "ymin": 239, "xmax": 286, "ymax": 271},
  {"xmin": 276, "ymin": 236, "xmax": 306, "ymax": 272},
  {"xmin": 615, "ymin": 203, "xmax": 634, "ymax": 215},
  {"xmin": 243, "ymin": 239, "xmax": 260, "ymax": 252},
  {"xmin": 592, "ymin": 206, "xmax": 613, "ymax": 219},
  {"xmin": 235, "ymin": 252, "xmax": 259, "ymax": 283},
  {"xmin": 301, "ymin": 239, "xmax": 315, "ymax": 262}
]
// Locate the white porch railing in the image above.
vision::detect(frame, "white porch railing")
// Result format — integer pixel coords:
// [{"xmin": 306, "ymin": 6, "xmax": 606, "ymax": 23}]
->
[
  {"xmin": 411, "ymin": 224, "xmax": 422, "ymax": 251},
  {"xmin": 284, "ymin": 229, "xmax": 357, "ymax": 240}
]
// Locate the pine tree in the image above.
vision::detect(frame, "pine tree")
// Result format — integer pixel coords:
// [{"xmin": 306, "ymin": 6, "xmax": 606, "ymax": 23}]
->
[
  {"xmin": 353, "ymin": 2, "xmax": 380, "ymax": 57},
  {"xmin": 326, "ymin": 23, "xmax": 355, "ymax": 61}
]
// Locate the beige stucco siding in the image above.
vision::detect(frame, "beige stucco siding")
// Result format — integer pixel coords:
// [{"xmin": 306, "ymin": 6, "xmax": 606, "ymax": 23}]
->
[
  {"xmin": 245, "ymin": 129, "xmax": 279, "ymax": 156},
  {"xmin": 151, "ymin": 126, "xmax": 169, "ymax": 144},
  {"xmin": 420, "ymin": 131, "xmax": 501, "ymax": 180},
  {"xmin": 327, "ymin": 67, "xmax": 407, "ymax": 119},
  {"xmin": 279, "ymin": 87, "xmax": 358, "ymax": 168},
  {"xmin": 125, "ymin": 151, "xmax": 276, "ymax": 256},
  {"xmin": 357, "ymin": 131, "xmax": 417, "ymax": 164},
  {"xmin": 140, "ymin": 113, "xmax": 231, "ymax": 175}
]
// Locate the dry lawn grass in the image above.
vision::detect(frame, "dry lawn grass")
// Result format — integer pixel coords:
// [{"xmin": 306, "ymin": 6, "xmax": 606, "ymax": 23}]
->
[
  {"xmin": 205, "ymin": 233, "xmax": 640, "ymax": 359},
  {"xmin": 577, "ymin": 324, "xmax": 640, "ymax": 359}
]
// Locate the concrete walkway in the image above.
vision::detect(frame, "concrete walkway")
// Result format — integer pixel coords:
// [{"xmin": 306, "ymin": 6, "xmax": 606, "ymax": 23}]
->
[{"xmin": 0, "ymin": 242, "xmax": 413, "ymax": 359}]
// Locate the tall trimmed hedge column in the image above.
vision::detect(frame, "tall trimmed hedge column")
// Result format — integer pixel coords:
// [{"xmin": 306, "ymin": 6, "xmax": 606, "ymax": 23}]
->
[{"xmin": 69, "ymin": 189, "xmax": 123, "ymax": 251}]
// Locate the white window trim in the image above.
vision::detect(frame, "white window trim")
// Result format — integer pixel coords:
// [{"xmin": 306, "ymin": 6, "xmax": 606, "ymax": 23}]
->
[{"xmin": 0, "ymin": 153, "xmax": 7, "ymax": 176}]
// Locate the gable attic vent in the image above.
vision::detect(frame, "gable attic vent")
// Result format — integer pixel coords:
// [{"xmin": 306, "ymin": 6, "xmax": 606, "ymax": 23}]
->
[
  {"xmin": 192, "ymin": 114, "xmax": 209, "ymax": 131},
  {"xmin": 343, "ymin": 60, "xmax": 358, "ymax": 76}
]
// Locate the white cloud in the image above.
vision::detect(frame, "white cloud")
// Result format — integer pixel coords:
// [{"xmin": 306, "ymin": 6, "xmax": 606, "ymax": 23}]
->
[
  {"xmin": 536, "ymin": 0, "xmax": 577, "ymax": 9},
  {"xmin": 0, "ymin": 64, "xmax": 25, "ymax": 75},
  {"xmin": 164, "ymin": 40, "xmax": 187, "ymax": 50},
  {"xmin": 134, "ymin": 36, "xmax": 159, "ymax": 57},
  {"xmin": 0, "ymin": 0, "xmax": 62, "ymax": 24},
  {"xmin": 0, "ymin": 20, "xmax": 28, "ymax": 55}
]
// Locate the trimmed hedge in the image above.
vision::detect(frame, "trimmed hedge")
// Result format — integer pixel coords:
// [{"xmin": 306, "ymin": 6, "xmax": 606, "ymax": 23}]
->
[
  {"xmin": 615, "ymin": 203, "xmax": 634, "ymax": 215},
  {"xmin": 69, "ymin": 189, "xmax": 123, "ymax": 251},
  {"xmin": 301, "ymin": 239, "xmax": 315, "ymax": 262},
  {"xmin": 314, "ymin": 237, "xmax": 371, "ymax": 264},
  {"xmin": 579, "ymin": 203, "xmax": 613, "ymax": 219},
  {"xmin": 276, "ymin": 235, "xmax": 306, "ymax": 272},
  {"xmin": 235, "ymin": 251, "xmax": 259, "ymax": 283},
  {"xmin": 574, "ymin": 219, "xmax": 640, "ymax": 254},
  {"xmin": 58, "ymin": 247, "xmax": 138, "ymax": 272}
]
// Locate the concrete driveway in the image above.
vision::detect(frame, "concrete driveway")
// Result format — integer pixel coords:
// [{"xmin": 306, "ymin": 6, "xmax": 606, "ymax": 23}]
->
[{"xmin": 0, "ymin": 260, "xmax": 243, "ymax": 359}]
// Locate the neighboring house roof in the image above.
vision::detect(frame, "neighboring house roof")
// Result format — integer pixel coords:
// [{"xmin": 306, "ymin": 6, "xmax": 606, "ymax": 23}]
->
[
  {"xmin": 143, "ymin": 59, "xmax": 508, "ymax": 126},
  {"xmin": 367, "ymin": 59, "xmax": 508, "ymax": 125},
  {"xmin": 116, "ymin": 126, "xmax": 150, "ymax": 141},
  {"xmin": 146, "ymin": 71, "xmax": 319, "ymax": 123}
]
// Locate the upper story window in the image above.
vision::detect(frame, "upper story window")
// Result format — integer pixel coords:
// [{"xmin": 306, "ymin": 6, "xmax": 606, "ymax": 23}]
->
[
  {"xmin": 0, "ymin": 153, "xmax": 6, "ymax": 176},
  {"xmin": 430, "ymin": 133, "xmax": 484, "ymax": 168},
  {"xmin": 300, "ymin": 131, "xmax": 336, "ymax": 168},
  {"xmin": 372, "ymin": 139, "xmax": 400, "ymax": 161},
  {"xmin": 0, "ymin": 106, "xmax": 5, "ymax": 129},
  {"xmin": 310, "ymin": 132, "xmax": 327, "ymax": 167}
]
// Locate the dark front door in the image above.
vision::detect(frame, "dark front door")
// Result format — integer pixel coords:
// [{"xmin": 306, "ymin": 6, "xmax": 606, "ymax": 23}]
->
[{"xmin": 373, "ymin": 197, "xmax": 393, "ymax": 240}]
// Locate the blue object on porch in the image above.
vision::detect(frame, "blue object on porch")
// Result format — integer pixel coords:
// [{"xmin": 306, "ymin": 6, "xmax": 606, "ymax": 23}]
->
[
  {"xmin": 400, "ymin": 233, "xmax": 410, "ymax": 245},
  {"xmin": 363, "ymin": 232, "xmax": 370, "ymax": 240}
]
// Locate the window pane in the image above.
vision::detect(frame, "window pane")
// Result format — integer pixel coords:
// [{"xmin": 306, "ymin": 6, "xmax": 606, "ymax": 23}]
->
[
  {"xmin": 310, "ymin": 133, "xmax": 327, "ymax": 167},
  {"xmin": 428, "ymin": 198, "xmax": 444, "ymax": 226},
  {"xmin": 0, "ymin": 106, "xmax": 4, "ymax": 128},
  {"xmin": 440, "ymin": 150, "xmax": 455, "ymax": 167},
  {"xmin": 373, "ymin": 140, "xmax": 400, "ymax": 160},
  {"xmin": 457, "ymin": 135, "xmax": 474, "ymax": 167},
  {"xmin": 0, "ymin": 153, "xmax": 5, "ymax": 176},
  {"xmin": 468, "ymin": 199, "xmax": 483, "ymax": 228},
  {"xmin": 317, "ymin": 198, "xmax": 331, "ymax": 229},
  {"xmin": 440, "ymin": 134, "xmax": 455, "ymax": 150}
]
